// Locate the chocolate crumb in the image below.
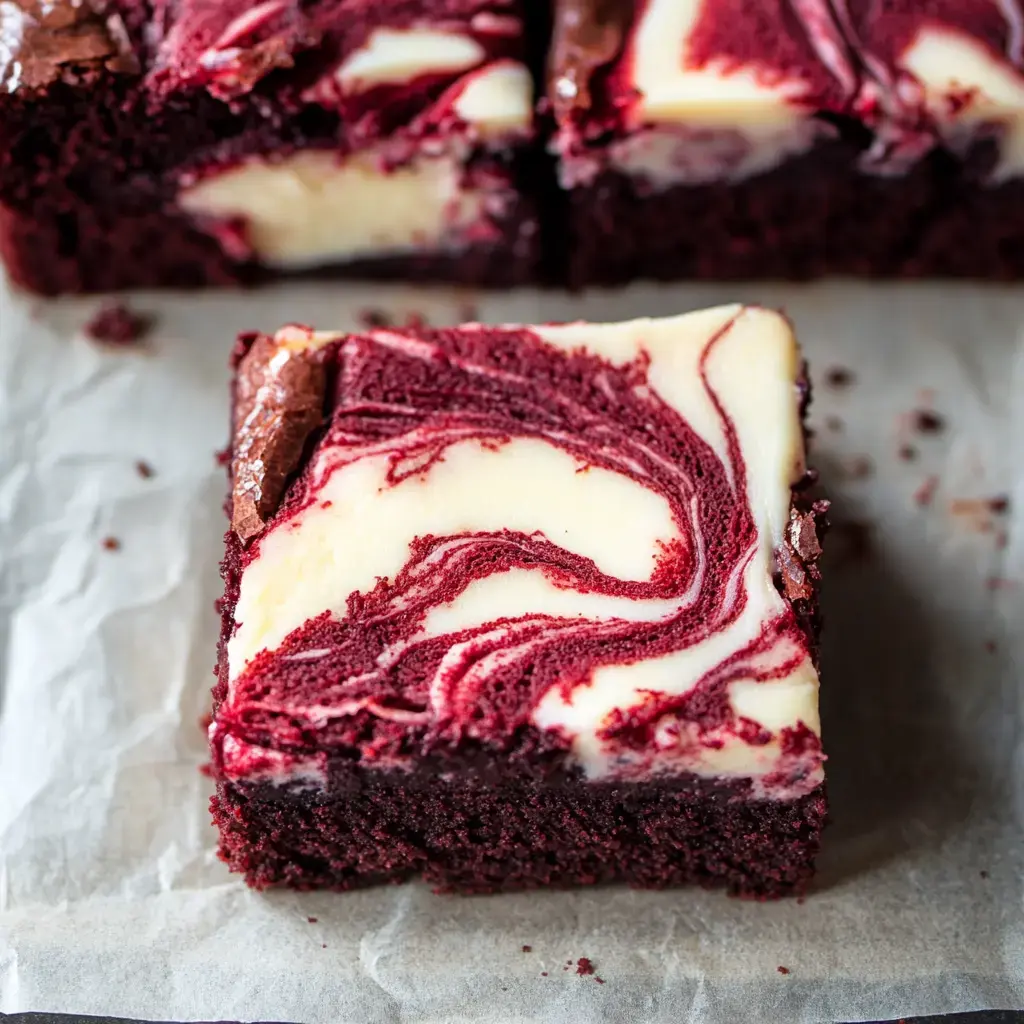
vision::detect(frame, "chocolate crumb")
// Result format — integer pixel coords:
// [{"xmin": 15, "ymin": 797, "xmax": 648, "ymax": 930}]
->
[
  {"xmin": 521, "ymin": 945, "xmax": 532, "ymax": 953},
  {"xmin": 135, "ymin": 460, "xmax": 155, "ymax": 479},
  {"xmin": 101, "ymin": 536, "xmax": 121, "ymax": 551},
  {"xmin": 359, "ymin": 308, "xmax": 393, "ymax": 329},
  {"xmin": 85, "ymin": 302, "xmax": 153, "ymax": 346},
  {"xmin": 898, "ymin": 444, "xmax": 917, "ymax": 462},
  {"xmin": 576, "ymin": 958, "xmax": 595, "ymax": 976},
  {"xmin": 777, "ymin": 966, "xmax": 791, "ymax": 975},
  {"xmin": 824, "ymin": 415, "xmax": 844, "ymax": 433},
  {"xmin": 914, "ymin": 475, "xmax": 939, "ymax": 507},
  {"xmin": 824, "ymin": 366, "xmax": 854, "ymax": 388},
  {"xmin": 913, "ymin": 409, "xmax": 945, "ymax": 434},
  {"xmin": 307, "ymin": 916, "xmax": 318, "ymax": 924}
]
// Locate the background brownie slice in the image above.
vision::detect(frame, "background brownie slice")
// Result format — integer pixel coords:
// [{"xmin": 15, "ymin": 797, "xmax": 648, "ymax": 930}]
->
[
  {"xmin": 0, "ymin": 0, "xmax": 539, "ymax": 293},
  {"xmin": 210, "ymin": 305, "xmax": 828, "ymax": 896},
  {"xmin": 546, "ymin": 0, "xmax": 1024, "ymax": 285}
]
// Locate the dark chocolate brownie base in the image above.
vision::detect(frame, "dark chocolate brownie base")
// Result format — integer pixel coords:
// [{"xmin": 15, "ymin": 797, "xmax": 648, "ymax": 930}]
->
[
  {"xmin": 212, "ymin": 773, "xmax": 827, "ymax": 897},
  {"xmin": 563, "ymin": 132, "xmax": 1024, "ymax": 288},
  {"xmin": 0, "ymin": 197, "xmax": 539, "ymax": 294}
]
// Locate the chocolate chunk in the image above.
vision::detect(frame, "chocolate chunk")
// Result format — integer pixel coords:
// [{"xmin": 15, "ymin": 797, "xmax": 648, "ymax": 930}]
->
[
  {"xmin": 549, "ymin": 0, "xmax": 632, "ymax": 118},
  {"xmin": 777, "ymin": 507, "xmax": 823, "ymax": 602},
  {"xmin": 231, "ymin": 333, "xmax": 326, "ymax": 543},
  {"xmin": 0, "ymin": 0, "xmax": 138, "ymax": 92}
]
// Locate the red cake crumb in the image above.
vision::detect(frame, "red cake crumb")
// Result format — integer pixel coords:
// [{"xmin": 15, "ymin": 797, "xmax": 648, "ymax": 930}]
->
[
  {"xmin": 458, "ymin": 300, "xmax": 480, "ymax": 322},
  {"xmin": 541, "ymin": 971, "xmax": 548, "ymax": 977},
  {"xmin": 521, "ymin": 945, "xmax": 532, "ymax": 953},
  {"xmin": 778, "ymin": 965, "xmax": 791, "ymax": 975},
  {"xmin": 986, "ymin": 576, "xmax": 1018, "ymax": 592},
  {"xmin": 824, "ymin": 367, "xmax": 854, "ymax": 388},
  {"xmin": 914, "ymin": 475, "xmax": 939, "ymax": 507},
  {"xmin": 85, "ymin": 302, "xmax": 153, "ymax": 346},
  {"xmin": 990, "ymin": 496, "xmax": 1010, "ymax": 514},
  {"xmin": 576, "ymin": 957, "xmax": 595, "ymax": 976},
  {"xmin": 101, "ymin": 536, "xmax": 121, "ymax": 551},
  {"xmin": 135, "ymin": 460, "xmax": 155, "ymax": 479},
  {"xmin": 985, "ymin": 640, "xmax": 997, "ymax": 654},
  {"xmin": 595, "ymin": 977, "xmax": 605, "ymax": 984},
  {"xmin": 321, "ymin": 943, "xmax": 327, "ymax": 949},
  {"xmin": 913, "ymin": 410, "xmax": 945, "ymax": 434},
  {"xmin": 307, "ymin": 916, "xmax": 317, "ymax": 923},
  {"xmin": 198, "ymin": 712, "xmax": 213, "ymax": 730},
  {"xmin": 898, "ymin": 444, "xmax": 918, "ymax": 461}
]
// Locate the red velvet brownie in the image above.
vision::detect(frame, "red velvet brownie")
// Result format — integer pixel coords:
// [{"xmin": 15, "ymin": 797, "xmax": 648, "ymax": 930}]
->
[
  {"xmin": 549, "ymin": 0, "xmax": 1024, "ymax": 286},
  {"xmin": 0, "ymin": 0, "xmax": 538, "ymax": 293},
  {"xmin": 210, "ymin": 305, "xmax": 828, "ymax": 896}
]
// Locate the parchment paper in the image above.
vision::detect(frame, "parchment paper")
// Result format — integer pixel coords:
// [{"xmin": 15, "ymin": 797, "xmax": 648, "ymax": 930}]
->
[{"xmin": 0, "ymin": 275, "xmax": 1021, "ymax": 1023}]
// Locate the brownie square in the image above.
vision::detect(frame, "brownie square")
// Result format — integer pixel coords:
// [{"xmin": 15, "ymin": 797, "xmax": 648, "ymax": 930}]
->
[
  {"xmin": 210, "ymin": 306, "xmax": 828, "ymax": 896},
  {"xmin": 0, "ymin": 0, "xmax": 540, "ymax": 293},
  {"xmin": 547, "ymin": 0, "xmax": 1024, "ymax": 286}
]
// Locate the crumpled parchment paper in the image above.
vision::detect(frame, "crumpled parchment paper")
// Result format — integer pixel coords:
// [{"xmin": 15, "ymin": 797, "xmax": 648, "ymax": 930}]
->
[{"xmin": 0, "ymin": 276, "xmax": 1022, "ymax": 1023}]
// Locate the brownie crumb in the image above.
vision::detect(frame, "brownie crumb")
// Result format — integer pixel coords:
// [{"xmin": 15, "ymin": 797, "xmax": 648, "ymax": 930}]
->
[
  {"xmin": 307, "ymin": 916, "xmax": 318, "ymax": 924},
  {"xmin": 777, "ymin": 966, "xmax": 791, "ymax": 975},
  {"xmin": 135, "ymin": 460, "xmax": 155, "ymax": 479},
  {"xmin": 85, "ymin": 302, "xmax": 153, "ymax": 346},
  {"xmin": 824, "ymin": 366, "xmax": 854, "ymax": 388},
  {"xmin": 521, "ymin": 945, "xmax": 532, "ymax": 953},
  {"xmin": 914, "ymin": 475, "xmax": 939, "ymax": 507},
  {"xmin": 843, "ymin": 455, "xmax": 873, "ymax": 481},
  {"xmin": 101, "ymin": 536, "xmax": 121, "ymax": 551},
  {"xmin": 912, "ymin": 409, "xmax": 945, "ymax": 434},
  {"xmin": 359, "ymin": 308, "xmax": 393, "ymax": 329},
  {"xmin": 898, "ymin": 444, "xmax": 917, "ymax": 462},
  {"xmin": 576, "ymin": 958, "xmax": 595, "ymax": 976}
]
